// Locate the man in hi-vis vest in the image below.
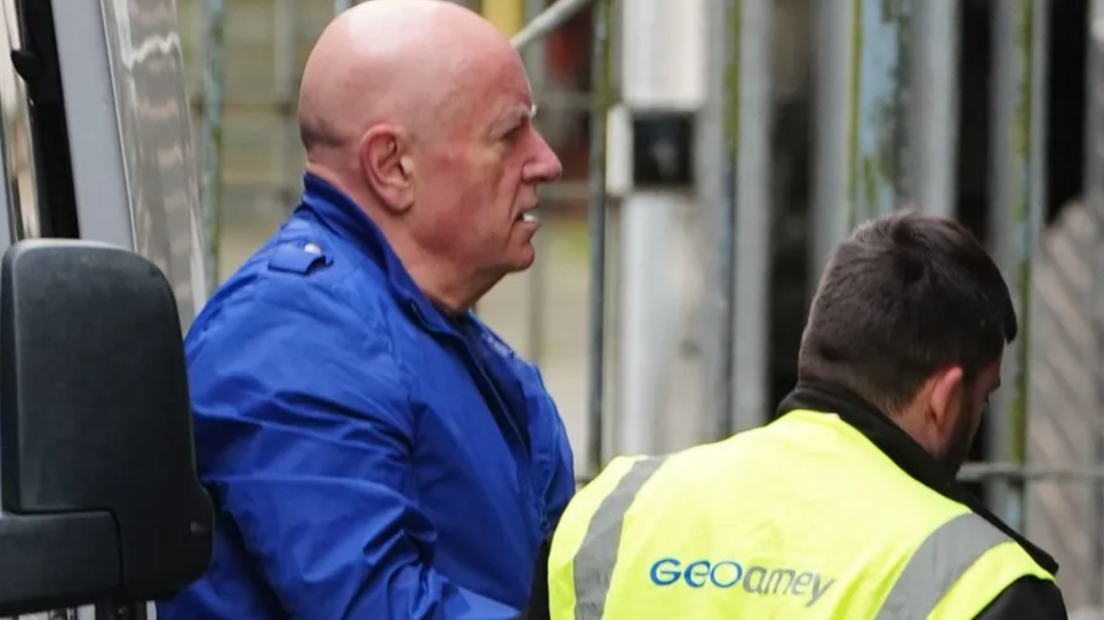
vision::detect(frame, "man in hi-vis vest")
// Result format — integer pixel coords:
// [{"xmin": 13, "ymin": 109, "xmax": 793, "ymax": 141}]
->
[{"xmin": 545, "ymin": 211, "xmax": 1067, "ymax": 619}]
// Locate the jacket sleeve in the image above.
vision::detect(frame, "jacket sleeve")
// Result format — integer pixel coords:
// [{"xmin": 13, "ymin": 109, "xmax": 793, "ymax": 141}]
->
[
  {"xmin": 972, "ymin": 576, "xmax": 1068, "ymax": 620},
  {"xmin": 541, "ymin": 406, "xmax": 577, "ymax": 530},
  {"xmin": 188, "ymin": 291, "xmax": 519, "ymax": 620}
]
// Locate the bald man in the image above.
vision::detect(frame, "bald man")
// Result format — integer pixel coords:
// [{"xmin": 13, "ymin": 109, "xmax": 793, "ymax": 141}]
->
[{"xmin": 157, "ymin": 2, "xmax": 574, "ymax": 619}]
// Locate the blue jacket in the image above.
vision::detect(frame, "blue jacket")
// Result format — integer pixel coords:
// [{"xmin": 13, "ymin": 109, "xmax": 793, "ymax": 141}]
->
[{"xmin": 157, "ymin": 173, "xmax": 576, "ymax": 620}]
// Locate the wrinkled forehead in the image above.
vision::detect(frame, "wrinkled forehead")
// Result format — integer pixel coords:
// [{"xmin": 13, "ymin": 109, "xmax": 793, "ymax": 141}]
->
[{"xmin": 441, "ymin": 49, "xmax": 533, "ymax": 131}]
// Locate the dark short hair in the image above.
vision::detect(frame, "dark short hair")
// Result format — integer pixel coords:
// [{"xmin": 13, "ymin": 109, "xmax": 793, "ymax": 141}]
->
[{"xmin": 798, "ymin": 210, "xmax": 1017, "ymax": 412}]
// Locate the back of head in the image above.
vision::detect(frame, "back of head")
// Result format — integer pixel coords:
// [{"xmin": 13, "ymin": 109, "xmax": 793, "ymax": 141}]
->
[{"xmin": 798, "ymin": 211, "xmax": 1017, "ymax": 412}]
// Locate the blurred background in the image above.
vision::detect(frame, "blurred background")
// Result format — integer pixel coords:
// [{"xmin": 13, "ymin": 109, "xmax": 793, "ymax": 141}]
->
[{"xmin": 175, "ymin": 0, "xmax": 1104, "ymax": 614}]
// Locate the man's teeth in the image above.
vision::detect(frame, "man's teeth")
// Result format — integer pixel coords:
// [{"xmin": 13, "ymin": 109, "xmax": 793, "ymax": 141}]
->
[{"xmin": 523, "ymin": 212, "xmax": 538, "ymax": 223}]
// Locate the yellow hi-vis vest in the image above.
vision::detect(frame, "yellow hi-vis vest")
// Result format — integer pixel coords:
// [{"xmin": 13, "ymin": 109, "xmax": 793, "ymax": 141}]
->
[{"xmin": 548, "ymin": 409, "xmax": 1055, "ymax": 620}]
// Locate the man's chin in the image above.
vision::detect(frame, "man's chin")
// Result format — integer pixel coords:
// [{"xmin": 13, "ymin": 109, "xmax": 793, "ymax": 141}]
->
[
  {"xmin": 506, "ymin": 247, "xmax": 536, "ymax": 272},
  {"xmin": 497, "ymin": 231, "xmax": 538, "ymax": 273}
]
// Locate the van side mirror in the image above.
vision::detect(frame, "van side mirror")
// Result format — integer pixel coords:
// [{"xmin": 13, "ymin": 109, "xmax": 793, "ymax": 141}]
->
[{"xmin": 0, "ymin": 239, "xmax": 213, "ymax": 615}]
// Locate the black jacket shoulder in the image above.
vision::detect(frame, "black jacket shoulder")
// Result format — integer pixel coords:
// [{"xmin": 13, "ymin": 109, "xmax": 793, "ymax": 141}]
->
[{"xmin": 971, "ymin": 575, "xmax": 1068, "ymax": 619}]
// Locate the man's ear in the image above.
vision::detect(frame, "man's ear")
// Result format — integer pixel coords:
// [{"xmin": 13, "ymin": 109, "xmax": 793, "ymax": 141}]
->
[
  {"xmin": 358, "ymin": 124, "xmax": 415, "ymax": 213},
  {"xmin": 927, "ymin": 365, "xmax": 965, "ymax": 431}
]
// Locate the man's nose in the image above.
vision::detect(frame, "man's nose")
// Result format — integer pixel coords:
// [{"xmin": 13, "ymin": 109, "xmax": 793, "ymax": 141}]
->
[{"xmin": 524, "ymin": 131, "xmax": 563, "ymax": 183}]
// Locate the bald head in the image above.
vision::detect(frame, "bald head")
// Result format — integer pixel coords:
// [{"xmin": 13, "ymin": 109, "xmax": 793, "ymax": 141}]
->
[
  {"xmin": 298, "ymin": 0, "xmax": 519, "ymax": 155},
  {"xmin": 295, "ymin": 0, "xmax": 560, "ymax": 312}
]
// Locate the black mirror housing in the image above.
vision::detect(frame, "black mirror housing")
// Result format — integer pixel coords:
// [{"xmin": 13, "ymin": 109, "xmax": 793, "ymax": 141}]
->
[{"xmin": 0, "ymin": 239, "xmax": 213, "ymax": 615}]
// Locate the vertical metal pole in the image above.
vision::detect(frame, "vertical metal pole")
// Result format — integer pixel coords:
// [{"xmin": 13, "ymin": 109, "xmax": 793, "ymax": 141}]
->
[
  {"xmin": 523, "ymin": 0, "xmax": 547, "ymax": 365},
  {"xmin": 910, "ymin": 0, "xmax": 958, "ymax": 217},
  {"xmin": 614, "ymin": 0, "xmax": 705, "ymax": 455},
  {"xmin": 1086, "ymin": 0, "xmax": 1104, "ymax": 603},
  {"xmin": 987, "ymin": 0, "xmax": 1048, "ymax": 533},
  {"xmin": 811, "ymin": 0, "xmax": 912, "ymax": 284},
  {"xmin": 587, "ymin": 0, "xmax": 612, "ymax": 474},
  {"xmin": 730, "ymin": 0, "xmax": 772, "ymax": 433},
  {"xmin": 853, "ymin": 0, "xmax": 913, "ymax": 222},
  {"xmin": 275, "ymin": 0, "xmax": 296, "ymax": 209},
  {"xmin": 200, "ymin": 0, "xmax": 226, "ymax": 291},
  {"xmin": 701, "ymin": 0, "xmax": 737, "ymax": 440},
  {"xmin": 616, "ymin": 1, "xmax": 664, "ymax": 456},
  {"xmin": 811, "ymin": 0, "xmax": 856, "ymax": 285}
]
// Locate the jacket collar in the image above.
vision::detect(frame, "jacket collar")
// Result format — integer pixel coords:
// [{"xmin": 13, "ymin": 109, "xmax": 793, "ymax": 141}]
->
[
  {"xmin": 297, "ymin": 172, "xmax": 467, "ymax": 334},
  {"xmin": 778, "ymin": 380, "xmax": 1059, "ymax": 575}
]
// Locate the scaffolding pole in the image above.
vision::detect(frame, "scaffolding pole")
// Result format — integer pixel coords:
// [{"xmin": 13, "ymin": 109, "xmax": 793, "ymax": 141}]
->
[
  {"xmin": 986, "ymin": 0, "xmax": 1048, "ymax": 533},
  {"xmin": 700, "ymin": 0, "xmax": 735, "ymax": 440},
  {"xmin": 585, "ymin": 0, "xmax": 612, "ymax": 474},
  {"xmin": 200, "ymin": 0, "xmax": 226, "ymax": 292},
  {"xmin": 959, "ymin": 462, "xmax": 1104, "ymax": 482},
  {"xmin": 611, "ymin": 0, "xmax": 706, "ymax": 456},
  {"xmin": 811, "ymin": 0, "xmax": 913, "ymax": 282},
  {"xmin": 853, "ymin": 0, "xmax": 913, "ymax": 222},
  {"xmin": 909, "ymin": 0, "xmax": 957, "ymax": 217},
  {"xmin": 701, "ymin": 0, "xmax": 772, "ymax": 438},
  {"xmin": 512, "ymin": 0, "xmax": 592, "ymax": 52},
  {"xmin": 730, "ymin": 0, "xmax": 772, "ymax": 434},
  {"xmin": 811, "ymin": 0, "xmax": 853, "ymax": 287},
  {"xmin": 275, "ymin": 0, "xmax": 297, "ymax": 209}
]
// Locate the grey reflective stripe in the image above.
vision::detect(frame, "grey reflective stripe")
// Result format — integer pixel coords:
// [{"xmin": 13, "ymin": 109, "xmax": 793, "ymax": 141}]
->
[
  {"xmin": 573, "ymin": 457, "xmax": 666, "ymax": 620},
  {"xmin": 873, "ymin": 512, "xmax": 1014, "ymax": 620}
]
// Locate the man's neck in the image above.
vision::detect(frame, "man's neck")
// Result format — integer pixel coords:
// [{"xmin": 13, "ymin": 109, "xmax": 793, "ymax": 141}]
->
[
  {"xmin": 395, "ymin": 245, "xmax": 498, "ymax": 313},
  {"xmin": 301, "ymin": 165, "xmax": 498, "ymax": 312},
  {"xmin": 886, "ymin": 406, "xmax": 939, "ymax": 457}
]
